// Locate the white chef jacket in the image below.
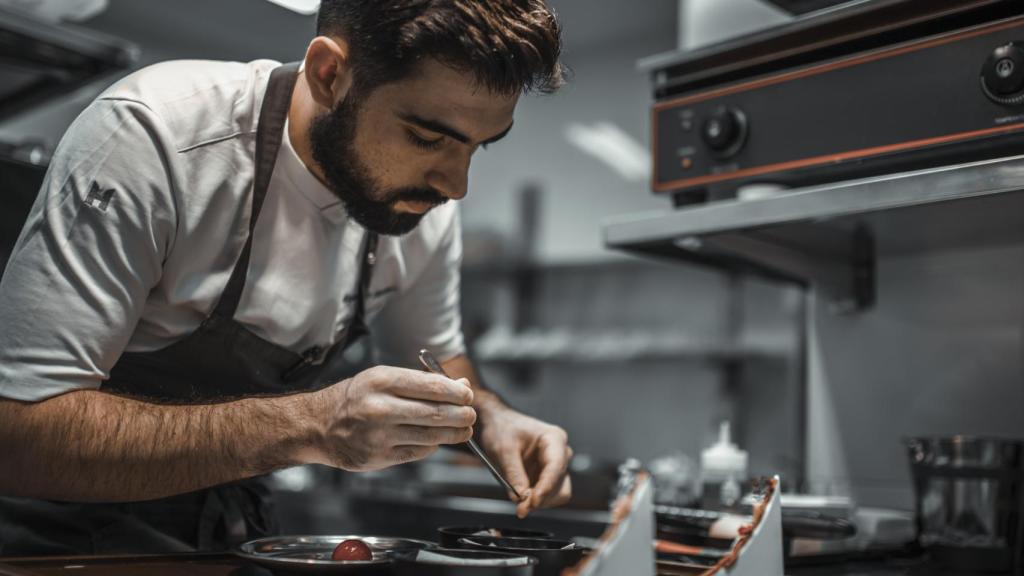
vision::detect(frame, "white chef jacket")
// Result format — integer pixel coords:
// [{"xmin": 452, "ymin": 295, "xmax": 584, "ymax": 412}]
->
[{"xmin": 0, "ymin": 59, "xmax": 466, "ymax": 402}]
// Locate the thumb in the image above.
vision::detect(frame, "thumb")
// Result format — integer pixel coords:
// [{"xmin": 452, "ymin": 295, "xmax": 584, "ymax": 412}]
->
[{"xmin": 496, "ymin": 447, "xmax": 532, "ymax": 510}]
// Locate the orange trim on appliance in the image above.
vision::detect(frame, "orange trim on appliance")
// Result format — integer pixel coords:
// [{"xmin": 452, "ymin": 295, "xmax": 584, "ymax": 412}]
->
[
  {"xmin": 654, "ymin": 121, "xmax": 1024, "ymax": 192},
  {"xmin": 652, "ymin": 1, "xmax": 996, "ymax": 105},
  {"xmin": 652, "ymin": 106, "xmax": 660, "ymax": 187},
  {"xmin": 653, "ymin": 15, "xmax": 1024, "ymax": 112},
  {"xmin": 651, "ymin": 14, "xmax": 1024, "ymax": 192}
]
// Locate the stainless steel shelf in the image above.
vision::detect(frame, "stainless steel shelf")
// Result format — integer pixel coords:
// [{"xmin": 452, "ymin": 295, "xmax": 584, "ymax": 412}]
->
[
  {"xmin": 472, "ymin": 328, "xmax": 794, "ymax": 364},
  {"xmin": 603, "ymin": 155, "xmax": 1024, "ymax": 312}
]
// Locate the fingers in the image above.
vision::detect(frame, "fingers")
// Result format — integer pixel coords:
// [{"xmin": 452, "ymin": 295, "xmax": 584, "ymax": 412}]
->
[
  {"xmin": 515, "ymin": 494, "xmax": 532, "ymax": 520},
  {"xmin": 329, "ymin": 366, "xmax": 480, "ymax": 473},
  {"xmin": 520, "ymin": 475, "xmax": 572, "ymax": 515},
  {"xmin": 525, "ymin": 435, "xmax": 572, "ymax": 513},
  {"xmin": 490, "ymin": 447, "xmax": 532, "ymax": 515},
  {"xmin": 381, "ymin": 368, "xmax": 473, "ymax": 405},
  {"xmin": 388, "ymin": 397, "xmax": 477, "ymax": 428},
  {"xmin": 392, "ymin": 424, "xmax": 474, "ymax": 446}
]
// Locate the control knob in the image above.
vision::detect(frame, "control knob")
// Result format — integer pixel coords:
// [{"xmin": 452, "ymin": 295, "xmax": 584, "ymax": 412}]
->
[
  {"xmin": 981, "ymin": 42, "xmax": 1024, "ymax": 105},
  {"xmin": 701, "ymin": 106, "xmax": 748, "ymax": 157}
]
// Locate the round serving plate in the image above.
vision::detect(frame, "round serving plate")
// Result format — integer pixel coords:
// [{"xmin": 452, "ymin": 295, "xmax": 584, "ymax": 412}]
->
[{"xmin": 236, "ymin": 535, "xmax": 435, "ymax": 574}]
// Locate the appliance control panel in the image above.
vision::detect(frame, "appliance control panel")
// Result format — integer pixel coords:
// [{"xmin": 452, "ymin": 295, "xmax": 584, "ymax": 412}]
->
[
  {"xmin": 981, "ymin": 41, "xmax": 1024, "ymax": 103},
  {"xmin": 653, "ymin": 15, "xmax": 1024, "ymax": 196}
]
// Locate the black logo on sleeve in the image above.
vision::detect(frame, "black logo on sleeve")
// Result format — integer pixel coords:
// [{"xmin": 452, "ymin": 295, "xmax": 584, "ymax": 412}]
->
[{"xmin": 84, "ymin": 182, "xmax": 115, "ymax": 212}]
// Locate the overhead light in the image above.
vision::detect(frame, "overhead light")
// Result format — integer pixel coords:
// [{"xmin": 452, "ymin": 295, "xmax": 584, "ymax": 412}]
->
[
  {"xmin": 564, "ymin": 121, "xmax": 651, "ymax": 182},
  {"xmin": 264, "ymin": 0, "xmax": 320, "ymax": 15}
]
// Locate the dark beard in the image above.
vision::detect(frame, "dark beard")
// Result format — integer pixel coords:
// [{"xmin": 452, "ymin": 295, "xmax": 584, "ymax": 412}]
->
[{"xmin": 309, "ymin": 95, "xmax": 448, "ymax": 236}]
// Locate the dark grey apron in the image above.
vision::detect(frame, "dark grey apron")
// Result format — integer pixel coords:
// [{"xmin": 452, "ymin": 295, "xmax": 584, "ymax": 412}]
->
[{"xmin": 0, "ymin": 62, "xmax": 379, "ymax": 557}]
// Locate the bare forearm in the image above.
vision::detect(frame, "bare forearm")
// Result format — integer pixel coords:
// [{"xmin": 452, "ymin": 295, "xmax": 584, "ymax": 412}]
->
[{"xmin": 0, "ymin": 389, "xmax": 321, "ymax": 502}]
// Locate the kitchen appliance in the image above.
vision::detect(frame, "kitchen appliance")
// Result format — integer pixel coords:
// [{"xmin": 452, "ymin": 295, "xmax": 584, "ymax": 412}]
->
[
  {"xmin": 908, "ymin": 437, "xmax": 1024, "ymax": 574},
  {"xmin": 646, "ymin": 0, "xmax": 1024, "ymax": 204}
]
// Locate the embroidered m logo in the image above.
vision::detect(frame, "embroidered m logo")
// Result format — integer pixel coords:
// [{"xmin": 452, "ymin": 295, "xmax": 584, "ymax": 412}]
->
[{"xmin": 84, "ymin": 182, "xmax": 115, "ymax": 212}]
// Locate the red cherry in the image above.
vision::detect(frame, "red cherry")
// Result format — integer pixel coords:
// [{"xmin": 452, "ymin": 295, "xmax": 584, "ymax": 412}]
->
[{"xmin": 331, "ymin": 538, "xmax": 373, "ymax": 561}]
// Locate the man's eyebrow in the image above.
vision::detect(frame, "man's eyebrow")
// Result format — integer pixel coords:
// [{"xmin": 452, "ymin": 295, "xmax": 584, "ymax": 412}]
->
[
  {"xmin": 399, "ymin": 112, "xmax": 514, "ymax": 146},
  {"xmin": 482, "ymin": 122, "xmax": 514, "ymax": 146}
]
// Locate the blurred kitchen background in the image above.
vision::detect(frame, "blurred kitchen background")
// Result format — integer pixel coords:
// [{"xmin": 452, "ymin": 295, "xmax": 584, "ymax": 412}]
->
[{"xmin": 1, "ymin": 0, "xmax": 1022, "ymax": 565}]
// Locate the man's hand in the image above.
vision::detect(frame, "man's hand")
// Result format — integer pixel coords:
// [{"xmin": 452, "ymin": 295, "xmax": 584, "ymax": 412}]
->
[
  {"xmin": 477, "ymin": 403, "xmax": 573, "ymax": 518},
  {"xmin": 310, "ymin": 365, "xmax": 477, "ymax": 471}
]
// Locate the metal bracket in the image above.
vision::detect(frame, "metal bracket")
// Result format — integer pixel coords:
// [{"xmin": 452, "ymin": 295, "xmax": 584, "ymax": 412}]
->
[
  {"xmin": 681, "ymin": 223, "xmax": 873, "ymax": 313},
  {"xmin": 626, "ymin": 221, "xmax": 875, "ymax": 314}
]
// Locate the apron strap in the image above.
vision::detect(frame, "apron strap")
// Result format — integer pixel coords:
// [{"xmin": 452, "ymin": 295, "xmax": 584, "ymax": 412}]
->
[
  {"xmin": 351, "ymin": 231, "xmax": 379, "ymax": 330},
  {"xmin": 215, "ymin": 62, "xmax": 301, "ymax": 320}
]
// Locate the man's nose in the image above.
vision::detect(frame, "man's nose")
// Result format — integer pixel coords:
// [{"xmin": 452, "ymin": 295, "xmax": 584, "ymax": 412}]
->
[{"xmin": 426, "ymin": 158, "xmax": 470, "ymax": 201}]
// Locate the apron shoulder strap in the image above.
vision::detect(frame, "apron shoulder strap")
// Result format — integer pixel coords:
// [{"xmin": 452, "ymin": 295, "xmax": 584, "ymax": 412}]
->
[
  {"xmin": 354, "ymin": 232, "xmax": 379, "ymax": 321},
  {"xmin": 215, "ymin": 62, "xmax": 302, "ymax": 320}
]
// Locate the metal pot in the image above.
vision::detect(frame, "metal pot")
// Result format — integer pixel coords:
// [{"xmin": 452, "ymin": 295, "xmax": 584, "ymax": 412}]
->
[
  {"xmin": 908, "ymin": 436, "xmax": 1024, "ymax": 574},
  {"xmin": 437, "ymin": 526, "xmax": 555, "ymax": 549},
  {"xmin": 392, "ymin": 548, "xmax": 537, "ymax": 576},
  {"xmin": 457, "ymin": 536, "xmax": 586, "ymax": 576}
]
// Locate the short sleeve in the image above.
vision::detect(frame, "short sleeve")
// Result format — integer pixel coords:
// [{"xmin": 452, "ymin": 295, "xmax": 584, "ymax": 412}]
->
[
  {"xmin": 370, "ymin": 207, "xmax": 466, "ymax": 368},
  {"xmin": 0, "ymin": 97, "xmax": 177, "ymax": 401}
]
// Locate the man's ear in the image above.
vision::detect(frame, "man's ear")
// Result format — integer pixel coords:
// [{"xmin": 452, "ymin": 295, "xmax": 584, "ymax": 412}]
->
[{"xmin": 303, "ymin": 36, "xmax": 354, "ymax": 109}]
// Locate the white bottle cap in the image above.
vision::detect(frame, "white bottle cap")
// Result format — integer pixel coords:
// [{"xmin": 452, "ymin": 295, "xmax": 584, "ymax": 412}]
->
[{"xmin": 701, "ymin": 421, "xmax": 749, "ymax": 476}]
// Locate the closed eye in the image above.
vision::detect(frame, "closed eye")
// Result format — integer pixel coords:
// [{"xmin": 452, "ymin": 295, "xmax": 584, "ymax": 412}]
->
[
  {"xmin": 398, "ymin": 112, "xmax": 513, "ymax": 151},
  {"xmin": 406, "ymin": 130, "xmax": 445, "ymax": 151}
]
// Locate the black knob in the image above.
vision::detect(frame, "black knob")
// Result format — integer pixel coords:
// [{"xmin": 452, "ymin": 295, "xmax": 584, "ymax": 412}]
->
[
  {"xmin": 981, "ymin": 42, "xmax": 1024, "ymax": 105},
  {"xmin": 701, "ymin": 107, "xmax": 748, "ymax": 157}
]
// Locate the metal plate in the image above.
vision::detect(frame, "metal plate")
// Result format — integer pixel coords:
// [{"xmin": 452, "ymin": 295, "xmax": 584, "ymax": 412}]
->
[{"xmin": 236, "ymin": 535, "xmax": 435, "ymax": 573}]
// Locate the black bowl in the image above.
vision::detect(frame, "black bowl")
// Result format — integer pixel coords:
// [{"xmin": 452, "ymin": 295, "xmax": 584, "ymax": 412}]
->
[
  {"xmin": 438, "ymin": 526, "xmax": 555, "ymax": 549},
  {"xmin": 392, "ymin": 548, "xmax": 538, "ymax": 576},
  {"xmin": 457, "ymin": 536, "xmax": 586, "ymax": 576}
]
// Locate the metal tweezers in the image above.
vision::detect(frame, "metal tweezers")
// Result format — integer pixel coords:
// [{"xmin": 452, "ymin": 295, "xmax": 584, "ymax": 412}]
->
[{"xmin": 418, "ymin": 349, "xmax": 523, "ymax": 502}]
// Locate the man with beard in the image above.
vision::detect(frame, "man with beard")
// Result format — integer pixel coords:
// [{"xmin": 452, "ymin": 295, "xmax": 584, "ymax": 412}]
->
[{"xmin": 0, "ymin": 0, "xmax": 572, "ymax": 556}]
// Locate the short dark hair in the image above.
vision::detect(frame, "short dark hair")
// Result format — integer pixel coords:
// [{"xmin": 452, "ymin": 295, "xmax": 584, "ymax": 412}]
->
[{"xmin": 316, "ymin": 0, "xmax": 565, "ymax": 97}]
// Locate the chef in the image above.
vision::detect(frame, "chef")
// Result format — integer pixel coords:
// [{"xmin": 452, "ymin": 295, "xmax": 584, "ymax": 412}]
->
[{"xmin": 0, "ymin": 0, "xmax": 571, "ymax": 556}]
